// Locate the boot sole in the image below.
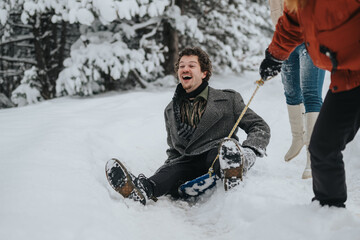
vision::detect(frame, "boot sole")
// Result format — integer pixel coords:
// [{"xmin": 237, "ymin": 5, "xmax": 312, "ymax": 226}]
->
[
  {"xmin": 219, "ymin": 138, "xmax": 244, "ymax": 191},
  {"xmin": 105, "ymin": 158, "xmax": 146, "ymax": 205}
]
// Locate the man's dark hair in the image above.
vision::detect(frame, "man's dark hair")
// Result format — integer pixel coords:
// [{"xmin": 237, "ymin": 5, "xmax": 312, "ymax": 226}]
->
[{"xmin": 174, "ymin": 47, "xmax": 212, "ymax": 82}]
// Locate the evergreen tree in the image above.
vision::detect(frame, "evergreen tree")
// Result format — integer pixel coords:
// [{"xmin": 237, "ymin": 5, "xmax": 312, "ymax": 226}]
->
[
  {"xmin": 0, "ymin": 0, "xmax": 79, "ymax": 104},
  {"xmin": 1, "ymin": 0, "xmax": 272, "ymax": 104},
  {"xmin": 178, "ymin": 0, "xmax": 273, "ymax": 73}
]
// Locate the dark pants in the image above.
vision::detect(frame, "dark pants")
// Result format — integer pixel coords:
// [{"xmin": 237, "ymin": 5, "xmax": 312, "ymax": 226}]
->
[
  {"xmin": 149, "ymin": 148, "xmax": 220, "ymax": 198},
  {"xmin": 309, "ymin": 86, "xmax": 360, "ymax": 207}
]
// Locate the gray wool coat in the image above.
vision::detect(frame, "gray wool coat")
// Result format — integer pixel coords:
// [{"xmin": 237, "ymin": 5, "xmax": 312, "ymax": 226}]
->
[{"xmin": 164, "ymin": 86, "xmax": 271, "ymax": 164}]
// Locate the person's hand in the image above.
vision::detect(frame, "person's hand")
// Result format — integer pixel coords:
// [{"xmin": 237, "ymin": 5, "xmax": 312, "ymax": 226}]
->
[
  {"xmin": 178, "ymin": 122, "xmax": 196, "ymax": 140},
  {"xmin": 259, "ymin": 48, "xmax": 284, "ymax": 81},
  {"xmin": 241, "ymin": 147, "xmax": 257, "ymax": 172}
]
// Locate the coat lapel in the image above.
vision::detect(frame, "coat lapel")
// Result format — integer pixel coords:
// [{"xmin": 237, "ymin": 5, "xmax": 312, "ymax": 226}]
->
[{"xmin": 166, "ymin": 106, "xmax": 187, "ymax": 148}]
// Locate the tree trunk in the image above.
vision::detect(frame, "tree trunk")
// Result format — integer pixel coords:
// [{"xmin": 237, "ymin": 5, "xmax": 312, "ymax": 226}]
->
[
  {"xmin": 31, "ymin": 13, "xmax": 61, "ymax": 99},
  {"xmin": 163, "ymin": 21, "xmax": 178, "ymax": 76},
  {"xmin": 32, "ymin": 15, "xmax": 50, "ymax": 99},
  {"xmin": 58, "ymin": 21, "xmax": 67, "ymax": 72},
  {"xmin": 162, "ymin": 0, "xmax": 184, "ymax": 76}
]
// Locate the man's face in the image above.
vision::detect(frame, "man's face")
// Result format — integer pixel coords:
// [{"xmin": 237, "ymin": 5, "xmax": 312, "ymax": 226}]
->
[{"xmin": 177, "ymin": 55, "xmax": 207, "ymax": 93}]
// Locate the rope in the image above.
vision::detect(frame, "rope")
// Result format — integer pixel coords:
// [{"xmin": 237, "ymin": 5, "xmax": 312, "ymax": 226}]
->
[{"xmin": 208, "ymin": 79, "xmax": 264, "ymax": 176}]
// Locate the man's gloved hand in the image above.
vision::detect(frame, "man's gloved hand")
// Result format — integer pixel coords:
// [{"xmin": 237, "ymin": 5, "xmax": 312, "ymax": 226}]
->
[
  {"xmin": 241, "ymin": 147, "xmax": 257, "ymax": 173},
  {"xmin": 259, "ymin": 48, "xmax": 284, "ymax": 81},
  {"xmin": 178, "ymin": 122, "xmax": 196, "ymax": 140}
]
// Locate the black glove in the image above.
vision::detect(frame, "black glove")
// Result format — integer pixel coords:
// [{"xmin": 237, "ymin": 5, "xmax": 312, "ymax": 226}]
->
[
  {"xmin": 259, "ymin": 48, "xmax": 284, "ymax": 81},
  {"xmin": 178, "ymin": 122, "xmax": 196, "ymax": 140}
]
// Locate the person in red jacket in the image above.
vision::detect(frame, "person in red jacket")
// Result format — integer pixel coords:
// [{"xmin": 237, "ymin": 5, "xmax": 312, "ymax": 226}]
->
[{"xmin": 259, "ymin": 0, "xmax": 360, "ymax": 207}]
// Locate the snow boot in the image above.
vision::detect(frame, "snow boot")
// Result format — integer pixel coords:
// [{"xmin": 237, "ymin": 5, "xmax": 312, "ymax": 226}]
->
[
  {"xmin": 302, "ymin": 112, "xmax": 319, "ymax": 179},
  {"xmin": 219, "ymin": 138, "xmax": 245, "ymax": 191},
  {"xmin": 136, "ymin": 174, "xmax": 158, "ymax": 202},
  {"xmin": 105, "ymin": 158, "xmax": 157, "ymax": 205},
  {"xmin": 284, "ymin": 104, "xmax": 305, "ymax": 162}
]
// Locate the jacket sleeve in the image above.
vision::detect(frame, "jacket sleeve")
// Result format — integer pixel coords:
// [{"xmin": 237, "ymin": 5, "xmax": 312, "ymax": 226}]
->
[
  {"xmin": 164, "ymin": 108, "xmax": 181, "ymax": 163},
  {"xmin": 268, "ymin": 6, "xmax": 304, "ymax": 60},
  {"xmin": 234, "ymin": 92, "xmax": 271, "ymax": 157}
]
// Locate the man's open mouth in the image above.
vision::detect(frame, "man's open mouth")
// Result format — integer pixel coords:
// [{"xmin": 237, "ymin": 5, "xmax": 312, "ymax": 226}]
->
[{"xmin": 182, "ymin": 76, "xmax": 192, "ymax": 80}]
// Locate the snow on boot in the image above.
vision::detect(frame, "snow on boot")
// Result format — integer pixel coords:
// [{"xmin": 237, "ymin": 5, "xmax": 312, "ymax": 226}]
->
[
  {"xmin": 105, "ymin": 158, "xmax": 147, "ymax": 205},
  {"xmin": 219, "ymin": 138, "xmax": 244, "ymax": 191},
  {"xmin": 302, "ymin": 112, "xmax": 319, "ymax": 179},
  {"xmin": 284, "ymin": 104, "xmax": 305, "ymax": 162}
]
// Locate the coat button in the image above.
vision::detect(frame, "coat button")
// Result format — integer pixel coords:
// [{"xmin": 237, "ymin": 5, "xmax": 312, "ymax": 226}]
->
[
  {"xmin": 306, "ymin": 42, "xmax": 310, "ymax": 47},
  {"xmin": 333, "ymin": 86, "xmax": 338, "ymax": 91}
]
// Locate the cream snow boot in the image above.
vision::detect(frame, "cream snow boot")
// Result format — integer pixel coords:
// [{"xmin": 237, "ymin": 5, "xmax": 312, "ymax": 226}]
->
[
  {"xmin": 284, "ymin": 104, "xmax": 305, "ymax": 162},
  {"xmin": 302, "ymin": 112, "xmax": 319, "ymax": 179}
]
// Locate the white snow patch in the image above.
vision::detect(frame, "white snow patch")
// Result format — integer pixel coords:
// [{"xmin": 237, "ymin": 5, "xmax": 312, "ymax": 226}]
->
[{"xmin": 1, "ymin": 71, "xmax": 359, "ymax": 240}]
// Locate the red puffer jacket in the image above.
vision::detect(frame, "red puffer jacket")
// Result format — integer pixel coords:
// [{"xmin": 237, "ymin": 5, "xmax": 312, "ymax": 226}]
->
[{"xmin": 268, "ymin": 0, "xmax": 360, "ymax": 93}]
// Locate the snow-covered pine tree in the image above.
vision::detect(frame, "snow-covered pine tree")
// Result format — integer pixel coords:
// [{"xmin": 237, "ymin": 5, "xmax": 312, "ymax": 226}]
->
[
  {"xmin": 56, "ymin": 0, "xmax": 172, "ymax": 96},
  {"xmin": 11, "ymin": 66, "xmax": 43, "ymax": 106},
  {"xmin": 1, "ymin": 0, "xmax": 273, "ymax": 103},
  {"xmin": 177, "ymin": 0, "xmax": 273, "ymax": 73},
  {"xmin": 56, "ymin": 0, "xmax": 272, "ymax": 96},
  {"xmin": 0, "ymin": 1, "xmax": 35, "ymax": 101},
  {"xmin": 0, "ymin": 0, "xmax": 79, "ymax": 104}
]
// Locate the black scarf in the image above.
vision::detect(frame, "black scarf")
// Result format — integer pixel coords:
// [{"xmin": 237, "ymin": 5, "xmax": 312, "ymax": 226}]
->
[{"xmin": 173, "ymin": 81, "xmax": 208, "ymax": 102}]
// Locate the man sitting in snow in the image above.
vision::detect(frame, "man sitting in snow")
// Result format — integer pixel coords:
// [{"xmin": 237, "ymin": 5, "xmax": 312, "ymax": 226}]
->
[{"xmin": 106, "ymin": 47, "xmax": 271, "ymax": 205}]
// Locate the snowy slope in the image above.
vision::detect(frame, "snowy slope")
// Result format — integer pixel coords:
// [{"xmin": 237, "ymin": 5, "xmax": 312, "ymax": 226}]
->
[{"xmin": 1, "ymin": 71, "xmax": 359, "ymax": 240}]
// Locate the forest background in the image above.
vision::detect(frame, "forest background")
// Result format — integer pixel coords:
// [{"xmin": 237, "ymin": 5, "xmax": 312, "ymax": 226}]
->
[{"xmin": 0, "ymin": 0, "xmax": 272, "ymax": 108}]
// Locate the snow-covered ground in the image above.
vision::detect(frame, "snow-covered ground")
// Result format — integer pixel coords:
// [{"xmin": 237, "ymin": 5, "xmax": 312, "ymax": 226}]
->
[{"xmin": 1, "ymin": 71, "xmax": 359, "ymax": 240}]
